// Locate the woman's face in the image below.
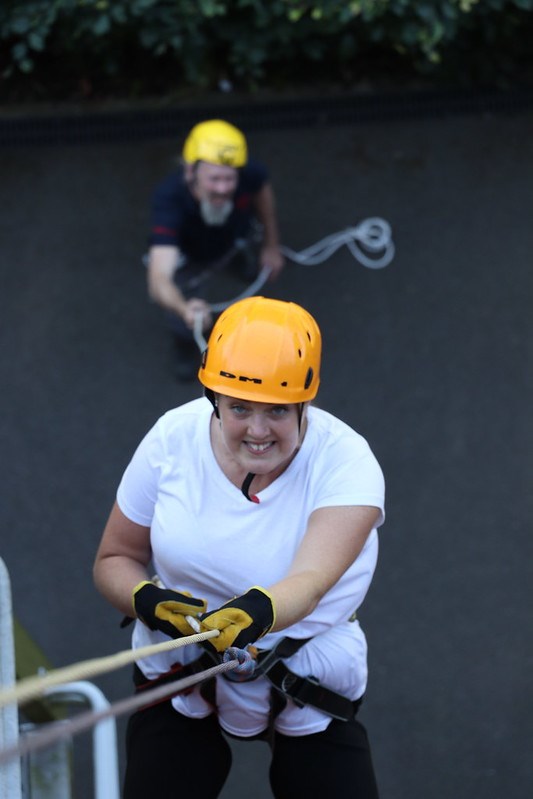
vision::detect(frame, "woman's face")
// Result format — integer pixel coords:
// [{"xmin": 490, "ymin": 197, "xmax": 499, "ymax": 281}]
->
[{"xmin": 215, "ymin": 394, "xmax": 303, "ymax": 476}]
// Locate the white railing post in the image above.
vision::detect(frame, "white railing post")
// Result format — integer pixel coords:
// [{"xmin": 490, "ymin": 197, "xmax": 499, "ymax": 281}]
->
[
  {"xmin": 0, "ymin": 557, "xmax": 22, "ymax": 799},
  {"xmin": 44, "ymin": 683, "xmax": 120, "ymax": 799}
]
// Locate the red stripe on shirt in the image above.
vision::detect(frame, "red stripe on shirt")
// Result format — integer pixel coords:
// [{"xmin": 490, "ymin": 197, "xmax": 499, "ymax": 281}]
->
[{"xmin": 152, "ymin": 225, "xmax": 176, "ymax": 236}]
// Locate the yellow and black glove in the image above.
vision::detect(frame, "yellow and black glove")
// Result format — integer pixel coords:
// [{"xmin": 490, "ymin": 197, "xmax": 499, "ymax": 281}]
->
[
  {"xmin": 199, "ymin": 586, "xmax": 275, "ymax": 653},
  {"xmin": 132, "ymin": 580, "xmax": 207, "ymax": 639}
]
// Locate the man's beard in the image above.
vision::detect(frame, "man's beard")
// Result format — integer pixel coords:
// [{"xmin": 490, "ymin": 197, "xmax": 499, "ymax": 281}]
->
[{"xmin": 200, "ymin": 197, "xmax": 234, "ymax": 226}]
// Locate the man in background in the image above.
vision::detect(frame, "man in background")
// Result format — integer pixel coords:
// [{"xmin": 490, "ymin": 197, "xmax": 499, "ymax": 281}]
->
[{"xmin": 147, "ymin": 119, "xmax": 285, "ymax": 380}]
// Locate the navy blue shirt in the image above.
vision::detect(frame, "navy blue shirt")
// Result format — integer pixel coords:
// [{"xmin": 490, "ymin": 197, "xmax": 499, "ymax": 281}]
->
[{"xmin": 149, "ymin": 159, "xmax": 268, "ymax": 263}]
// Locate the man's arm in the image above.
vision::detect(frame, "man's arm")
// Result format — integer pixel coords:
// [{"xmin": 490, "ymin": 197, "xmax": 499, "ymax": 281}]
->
[
  {"xmin": 253, "ymin": 182, "xmax": 285, "ymax": 279},
  {"xmin": 147, "ymin": 245, "xmax": 211, "ymax": 330}
]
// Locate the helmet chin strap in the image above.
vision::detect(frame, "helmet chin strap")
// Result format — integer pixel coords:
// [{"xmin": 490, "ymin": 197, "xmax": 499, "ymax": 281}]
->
[{"xmin": 241, "ymin": 472, "xmax": 259, "ymax": 504}]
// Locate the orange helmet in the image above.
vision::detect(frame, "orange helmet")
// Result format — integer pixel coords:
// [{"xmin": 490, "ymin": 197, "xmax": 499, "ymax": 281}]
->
[
  {"xmin": 198, "ymin": 297, "xmax": 321, "ymax": 403},
  {"xmin": 182, "ymin": 119, "xmax": 247, "ymax": 168}
]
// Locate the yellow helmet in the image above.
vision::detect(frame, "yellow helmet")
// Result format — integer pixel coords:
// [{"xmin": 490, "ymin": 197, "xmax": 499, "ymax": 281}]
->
[
  {"xmin": 182, "ymin": 119, "xmax": 248, "ymax": 168},
  {"xmin": 199, "ymin": 297, "xmax": 321, "ymax": 404}
]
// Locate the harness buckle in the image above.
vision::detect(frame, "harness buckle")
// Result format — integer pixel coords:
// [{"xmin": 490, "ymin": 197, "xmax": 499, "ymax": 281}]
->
[{"xmin": 280, "ymin": 672, "xmax": 321, "ymax": 709}]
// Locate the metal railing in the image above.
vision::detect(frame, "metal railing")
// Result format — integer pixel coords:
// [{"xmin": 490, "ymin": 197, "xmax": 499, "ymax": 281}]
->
[
  {"xmin": 0, "ymin": 557, "xmax": 22, "ymax": 799},
  {"xmin": 0, "ymin": 558, "xmax": 119, "ymax": 799}
]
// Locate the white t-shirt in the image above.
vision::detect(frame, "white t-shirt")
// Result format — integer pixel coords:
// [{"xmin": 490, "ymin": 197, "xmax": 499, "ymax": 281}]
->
[{"xmin": 117, "ymin": 397, "xmax": 385, "ymax": 737}]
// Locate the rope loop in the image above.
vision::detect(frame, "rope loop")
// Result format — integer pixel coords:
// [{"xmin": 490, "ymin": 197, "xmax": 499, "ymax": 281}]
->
[{"xmin": 280, "ymin": 216, "xmax": 395, "ymax": 270}]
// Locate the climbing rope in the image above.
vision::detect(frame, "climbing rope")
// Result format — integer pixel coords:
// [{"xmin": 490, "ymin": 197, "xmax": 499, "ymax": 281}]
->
[
  {"xmin": 0, "ymin": 657, "xmax": 240, "ymax": 766},
  {"xmin": 0, "ymin": 628, "xmax": 220, "ymax": 710},
  {"xmin": 281, "ymin": 217, "xmax": 395, "ymax": 270},
  {"xmin": 0, "ymin": 624, "xmax": 257, "ymax": 765},
  {"xmin": 192, "ymin": 265, "xmax": 271, "ymax": 350},
  {"xmin": 192, "ymin": 216, "xmax": 394, "ymax": 351}
]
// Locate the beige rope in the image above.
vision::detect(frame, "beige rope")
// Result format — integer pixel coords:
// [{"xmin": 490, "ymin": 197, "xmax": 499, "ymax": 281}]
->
[
  {"xmin": 0, "ymin": 657, "xmax": 239, "ymax": 766},
  {"xmin": 0, "ymin": 628, "xmax": 219, "ymax": 709}
]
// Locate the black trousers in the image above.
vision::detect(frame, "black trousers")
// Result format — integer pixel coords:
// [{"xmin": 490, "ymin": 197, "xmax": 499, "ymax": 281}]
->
[{"xmin": 123, "ymin": 699, "xmax": 379, "ymax": 799}]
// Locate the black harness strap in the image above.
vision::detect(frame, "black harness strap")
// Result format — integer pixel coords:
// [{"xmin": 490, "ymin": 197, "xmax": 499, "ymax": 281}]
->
[
  {"xmin": 253, "ymin": 635, "xmax": 313, "ymax": 673},
  {"xmin": 264, "ymin": 661, "xmax": 361, "ymax": 722},
  {"xmin": 254, "ymin": 636, "xmax": 361, "ymax": 723}
]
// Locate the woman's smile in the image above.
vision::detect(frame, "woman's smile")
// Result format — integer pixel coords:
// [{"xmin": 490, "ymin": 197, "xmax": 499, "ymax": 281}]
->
[{"xmin": 245, "ymin": 440, "xmax": 275, "ymax": 454}]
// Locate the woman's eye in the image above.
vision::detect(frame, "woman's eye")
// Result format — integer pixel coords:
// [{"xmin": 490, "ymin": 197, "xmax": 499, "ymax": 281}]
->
[
  {"xmin": 270, "ymin": 406, "xmax": 289, "ymax": 417},
  {"xmin": 231, "ymin": 405, "xmax": 247, "ymax": 415}
]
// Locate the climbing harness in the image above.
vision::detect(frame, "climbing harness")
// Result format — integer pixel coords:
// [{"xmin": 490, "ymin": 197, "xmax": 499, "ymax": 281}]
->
[
  {"xmin": 125, "ymin": 594, "xmax": 359, "ymax": 722},
  {"xmin": 133, "ymin": 605, "xmax": 360, "ymax": 724},
  {"xmin": 138, "ymin": 634, "xmax": 361, "ymax": 725},
  {"xmin": 250, "ymin": 636, "xmax": 361, "ymax": 723}
]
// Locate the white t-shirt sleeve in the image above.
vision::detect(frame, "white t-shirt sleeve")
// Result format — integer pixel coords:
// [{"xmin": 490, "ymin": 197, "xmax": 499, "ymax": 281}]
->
[
  {"xmin": 312, "ymin": 431, "xmax": 385, "ymax": 522},
  {"xmin": 116, "ymin": 418, "xmax": 166, "ymax": 527}
]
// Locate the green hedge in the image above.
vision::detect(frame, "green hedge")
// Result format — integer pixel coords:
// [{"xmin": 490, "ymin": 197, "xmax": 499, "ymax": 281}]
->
[{"xmin": 1, "ymin": 0, "xmax": 533, "ymax": 102}]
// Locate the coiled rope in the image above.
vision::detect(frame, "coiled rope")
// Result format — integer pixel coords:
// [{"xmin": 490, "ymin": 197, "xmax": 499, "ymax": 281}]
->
[
  {"xmin": 280, "ymin": 217, "xmax": 395, "ymax": 270},
  {"xmin": 192, "ymin": 216, "xmax": 394, "ymax": 350}
]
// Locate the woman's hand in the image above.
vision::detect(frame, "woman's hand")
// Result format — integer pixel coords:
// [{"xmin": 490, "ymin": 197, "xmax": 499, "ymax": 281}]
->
[
  {"xmin": 133, "ymin": 581, "xmax": 207, "ymax": 639},
  {"xmin": 199, "ymin": 587, "xmax": 275, "ymax": 652}
]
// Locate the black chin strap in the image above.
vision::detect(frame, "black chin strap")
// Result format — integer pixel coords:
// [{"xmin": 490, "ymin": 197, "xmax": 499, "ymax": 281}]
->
[
  {"xmin": 205, "ymin": 388, "xmax": 219, "ymax": 418},
  {"xmin": 241, "ymin": 472, "xmax": 260, "ymax": 504}
]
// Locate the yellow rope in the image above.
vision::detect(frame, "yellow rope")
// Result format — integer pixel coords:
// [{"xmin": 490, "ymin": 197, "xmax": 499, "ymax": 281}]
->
[{"xmin": 0, "ymin": 628, "xmax": 219, "ymax": 709}]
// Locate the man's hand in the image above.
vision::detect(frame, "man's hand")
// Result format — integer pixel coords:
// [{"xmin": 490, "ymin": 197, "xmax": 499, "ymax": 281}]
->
[
  {"xmin": 183, "ymin": 298, "xmax": 213, "ymax": 331},
  {"xmin": 199, "ymin": 587, "xmax": 275, "ymax": 653},
  {"xmin": 260, "ymin": 245, "xmax": 285, "ymax": 280},
  {"xmin": 132, "ymin": 581, "xmax": 207, "ymax": 639}
]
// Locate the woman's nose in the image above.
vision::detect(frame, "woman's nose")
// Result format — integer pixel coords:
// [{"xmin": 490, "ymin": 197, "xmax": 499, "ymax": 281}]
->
[{"xmin": 247, "ymin": 413, "xmax": 269, "ymax": 437}]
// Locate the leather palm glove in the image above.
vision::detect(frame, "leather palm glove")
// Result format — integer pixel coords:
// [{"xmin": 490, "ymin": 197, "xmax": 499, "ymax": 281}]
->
[
  {"xmin": 132, "ymin": 580, "xmax": 207, "ymax": 639},
  {"xmin": 199, "ymin": 586, "xmax": 276, "ymax": 653}
]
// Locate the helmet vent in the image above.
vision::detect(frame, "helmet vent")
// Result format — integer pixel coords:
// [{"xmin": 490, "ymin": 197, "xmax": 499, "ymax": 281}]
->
[
  {"xmin": 304, "ymin": 368, "xmax": 313, "ymax": 390},
  {"xmin": 281, "ymin": 381, "xmax": 288, "ymax": 387},
  {"xmin": 298, "ymin": 348, "xmax": 302, "ymax": 358}
]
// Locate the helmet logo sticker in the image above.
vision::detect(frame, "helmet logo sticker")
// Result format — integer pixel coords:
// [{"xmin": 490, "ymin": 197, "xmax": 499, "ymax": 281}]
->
[
  {"xmin": 218, "ymin": 145, "xmax": 238, "ymax": 166},
  {"xmin": 220, "ymin": 370, "xmax": 262, "ymax": 384}
]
